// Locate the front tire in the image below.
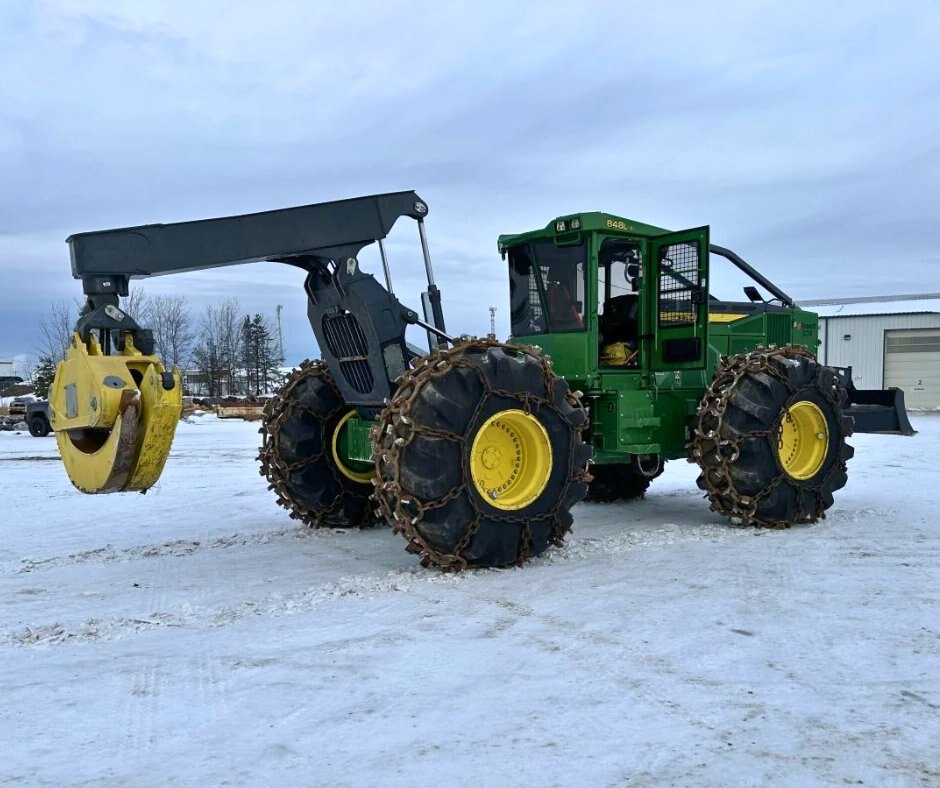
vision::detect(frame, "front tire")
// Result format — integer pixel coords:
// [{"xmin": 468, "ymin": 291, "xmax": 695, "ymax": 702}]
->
[
  {"xmin": 374, "ymin": 340, "xmax": 592, "ymax": 570},
  {"xmin": 259, "ymin": 360, "xmax": 377, "ymax": 528},
  {"xmin": 689, "ymin": 345, "xmax": 854, "ymax": 527}
]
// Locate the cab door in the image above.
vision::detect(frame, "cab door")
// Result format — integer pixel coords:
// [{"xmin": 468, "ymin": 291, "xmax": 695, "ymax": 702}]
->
[{"xmin": 648, "ymin": 227, "xmax": 710, "ymax": 371}]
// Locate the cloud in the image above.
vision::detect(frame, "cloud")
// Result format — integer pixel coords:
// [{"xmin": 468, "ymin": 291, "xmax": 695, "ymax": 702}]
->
[{"xmin": 1, "ymin": 0, "xmax": 939, "ymax": 359}]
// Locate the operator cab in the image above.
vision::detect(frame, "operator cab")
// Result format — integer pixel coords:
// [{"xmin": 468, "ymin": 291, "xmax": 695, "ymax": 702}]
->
[
  {"xmin": 502, "ymin": 211, "xmax": 712, "ymax": 375},
  {"xmin": 505, "ymin": 229, "xmax": 643, "ymax": 368}
]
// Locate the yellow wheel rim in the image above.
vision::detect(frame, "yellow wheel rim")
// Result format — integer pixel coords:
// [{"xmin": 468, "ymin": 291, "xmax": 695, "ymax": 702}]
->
[
  {"xmin": 331, "ymin": 410, "xmax": 374, "ymax": 484},
  {"xmin": 469, "ymin": 409, "xmax": 553, "ymax": 511},
  {"xmin": 777, "ymin": 400, "xmax": 829, "ymax": 480}
]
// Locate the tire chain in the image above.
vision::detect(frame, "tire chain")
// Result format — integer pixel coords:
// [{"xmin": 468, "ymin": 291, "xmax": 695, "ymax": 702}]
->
[
  {"xmin": 686, "ymin": 344, "xmax": 852, "ymax": 527},
  {"xmin": 372, "ymin": 337, "xmax": 592, "ymax": 571},
  {"xmin": 257, "ymin": 359, "xmax": 376, "ymax": 529}
]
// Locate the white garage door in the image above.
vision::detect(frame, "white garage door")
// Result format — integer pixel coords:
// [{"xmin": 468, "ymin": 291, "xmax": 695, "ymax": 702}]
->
[{"xmin": 884, "ymin": 329, "xmax": 940, "ymax": 409}]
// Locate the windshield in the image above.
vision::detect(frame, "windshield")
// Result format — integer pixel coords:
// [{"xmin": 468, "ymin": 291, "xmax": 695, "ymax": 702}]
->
[{"xmin": 508, "ymin": 239, "xmax": 586, "ymax": 336}]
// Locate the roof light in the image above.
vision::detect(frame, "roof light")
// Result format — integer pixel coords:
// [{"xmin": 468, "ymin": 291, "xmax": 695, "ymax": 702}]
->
[
  {"xmin": 569, "ymin": 217, "xmax": 581, "ymax": 230},
  {"xmin": 555, "ymin": 220, "xmax": 567, "ymax": 232}
]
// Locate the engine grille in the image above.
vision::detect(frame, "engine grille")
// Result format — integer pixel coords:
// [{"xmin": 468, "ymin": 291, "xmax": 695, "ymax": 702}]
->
[
  {"xmin": 322, "ymin": 313, "xmax": 374, "ymax": 394},
  {"xmin": 766, "ymin": 313, "xmax": 791, "ymax": 348}
]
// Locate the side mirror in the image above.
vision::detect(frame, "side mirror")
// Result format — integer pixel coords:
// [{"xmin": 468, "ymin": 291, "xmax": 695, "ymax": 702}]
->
[{"xmin": 626, "ymin": 263, "xmax": 640, "ymax": 280}]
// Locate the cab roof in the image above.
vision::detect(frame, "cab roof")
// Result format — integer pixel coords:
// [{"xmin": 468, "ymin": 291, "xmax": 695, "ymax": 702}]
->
[{"xmin": 497, "ymin": 211, "xmax": 671, "ymax": 251}]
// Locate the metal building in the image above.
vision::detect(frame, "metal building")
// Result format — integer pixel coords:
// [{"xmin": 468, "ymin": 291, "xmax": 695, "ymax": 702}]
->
[
  {"xmin": 0, "ymin": 360, "xmax": 15, "ymax": 377},
  {"xmin": 812, "ymin": 299, "xmax": 940, "ymax": 409}
]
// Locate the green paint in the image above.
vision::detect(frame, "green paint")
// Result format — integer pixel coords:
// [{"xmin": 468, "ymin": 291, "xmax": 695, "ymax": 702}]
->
[
  {"xmin": 502, "ymin": 211, "xmax": 819, "ymax": 465},
  {"xmin": 337, "ymin": 414, "xmax": 376, "ymax": 469},
  {"xmin": 341, "ymin": 211, "xmax": 819, "ymax": 472}
]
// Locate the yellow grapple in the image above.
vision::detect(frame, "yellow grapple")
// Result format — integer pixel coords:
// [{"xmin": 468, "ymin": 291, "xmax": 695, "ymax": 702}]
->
[{"xmin": 50, "ymin": 332, "xmax": 182, "ymax": 494}]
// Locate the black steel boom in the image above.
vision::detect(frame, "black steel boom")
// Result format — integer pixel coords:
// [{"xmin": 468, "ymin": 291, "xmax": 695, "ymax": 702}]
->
[
  {"xmin": 66, "ymin": 190, "xmax": 441, "ymax": 411},
  {"xmin": 68, "ymin": 190, "xmax": 429, "ymax": 296}
]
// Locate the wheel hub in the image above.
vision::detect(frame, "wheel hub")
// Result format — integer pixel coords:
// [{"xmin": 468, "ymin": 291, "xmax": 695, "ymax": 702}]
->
[
  {"xmin": 777, "ymin": 400, "xmax": 829, "ymax": 480},
  {"xmin": 331, "ymin": 410, "xmax": 375, "ymax": 483},
  {"xmin": 481, "ymin": 446, "xmax": 501, "ymax": 470},
  {"xmin": 469, "ymin": 409, "xmax": 553, "ymax": 511}
]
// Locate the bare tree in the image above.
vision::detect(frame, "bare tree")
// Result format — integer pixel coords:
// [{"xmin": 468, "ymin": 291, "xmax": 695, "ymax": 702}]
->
[
  {"xmin": 37, "ymin": 299, "xmax": 78, "ymax": 364},
  {"xmin": 217, "ymin": 297, "xmax": 242, "ymax": 395},
  {"xmin": 147, "ymin": 294, "xmax": 195, "ymax": 369},
  {"xmin": 120, "ymin": 288, "xmax": 149, "ymax": 322},
  {"xmin": 192, "ymin": 297, "xmax": 241, "ymax": 396},
  {"xmin": 13, "ymin": 354, "xmax": 38, "ymax": 383},
  {"xmin": 193, "ymin": 304, "xmax": 224, "ymax": 396}
]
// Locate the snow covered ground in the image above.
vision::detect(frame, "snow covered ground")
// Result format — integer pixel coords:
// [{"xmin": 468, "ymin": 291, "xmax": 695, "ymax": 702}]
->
[{"xmin": 1, "ymin": 415, "xmax": 938, "ymax": 787}]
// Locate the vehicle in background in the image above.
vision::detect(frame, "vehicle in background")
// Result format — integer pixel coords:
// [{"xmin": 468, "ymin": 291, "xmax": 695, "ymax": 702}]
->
[{"xmin": 26, "ymin": 401, "xmax": 52, "ymax": 437}]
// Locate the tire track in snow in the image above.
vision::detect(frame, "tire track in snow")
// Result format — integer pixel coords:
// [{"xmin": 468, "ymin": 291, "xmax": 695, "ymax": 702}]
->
[
  {"xmin": 2, "ymin": 509, "xmax": 737, "ymax": 579},
  {"xmin": 3, "ymin": 568, "xmax": 466, "ymax": 647},
  {"xmin": 124, "ymin": 657, "xmax": 163, "ymax": 754},
  {"xmin": 471, "ymin": 591, "xmax": 734, "ymax": 768},
  {"xmin": 540, "ymin": 519, "xmax": 756, "ymax": 565},
  {"xmin": 2, "ymin": 526, "xmax": 320, "ymax": 576},
  {"xmin": 4, "ymin": 521, "xmax": 755, "ymax": 648},
  {"xmin": 124, "ymin": 543, "xmax": 179, "ymax": 754}
]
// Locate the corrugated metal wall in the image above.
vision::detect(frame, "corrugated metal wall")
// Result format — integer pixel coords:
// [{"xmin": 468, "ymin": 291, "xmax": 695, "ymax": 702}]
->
[
  {"xmin": 0, "ymin": 361, "xmax": 15, "ymax": 377},
  {"xmin": 818, "ymin": 313, "xmax": 940, "ymax": 389}
]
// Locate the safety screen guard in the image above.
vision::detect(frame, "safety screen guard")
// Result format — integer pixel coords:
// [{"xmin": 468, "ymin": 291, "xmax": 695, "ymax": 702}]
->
[{"xmin": 649, "ymin": 227, "xmax": 710, "ymax": 371}]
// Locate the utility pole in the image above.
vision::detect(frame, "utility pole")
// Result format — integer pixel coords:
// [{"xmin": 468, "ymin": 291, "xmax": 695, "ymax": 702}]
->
[
  {"xmin": 488, "ymin": 306, "xmax": 497, "ymax": 340},
  {"xmin": 275, "ymin": 304, "xmax": 284, "ymax": 363}
]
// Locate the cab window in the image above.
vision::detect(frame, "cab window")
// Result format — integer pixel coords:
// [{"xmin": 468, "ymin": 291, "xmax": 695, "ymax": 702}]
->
[{"xmin": 508, "ymin": 240, "xmax": 586, "ymax": 336}]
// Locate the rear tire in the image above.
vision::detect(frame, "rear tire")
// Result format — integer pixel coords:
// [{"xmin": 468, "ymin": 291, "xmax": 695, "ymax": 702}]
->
[
  {"xmin": 689, "ymin": 345, "xmax": 854, "ymax": 527},
  {"xmin": 374, "ymin": 340, "xmax": 592, "ymax": 570},
  {"xmin": 259, "ymin": 360, "xmax": 377, "ymax": 528},
  {"xmin": 585, "ymin": 460, "xmax": 663, "ymax": 502}
]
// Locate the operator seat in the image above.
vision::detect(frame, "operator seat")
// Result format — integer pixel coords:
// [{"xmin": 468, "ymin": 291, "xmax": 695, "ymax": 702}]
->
[
  {"xmin": 599, "ymin": 294, "xmax": 639, "ymax": 366},
  {"xmin": 546, "ymin": 280, "xmax": 584, "ymax": 331},
  {"xmin": 600, "ymin": 294, "xmax": 639, "ymax": 345}
]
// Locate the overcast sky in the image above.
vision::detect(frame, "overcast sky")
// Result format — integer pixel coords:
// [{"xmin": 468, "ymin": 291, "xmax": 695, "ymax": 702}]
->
[{"xmin": 2, "ymin": 0, "xmax": 939, "ymax": 366}]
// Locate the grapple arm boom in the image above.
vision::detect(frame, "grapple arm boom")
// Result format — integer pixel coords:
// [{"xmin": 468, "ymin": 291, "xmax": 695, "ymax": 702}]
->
[
  {"xmin": 54, "ymin": 190, "xmax": 439, "ymax": 495},
  {"xmin": 68, "ymin": 190, "xmax": 429, "ymax": 296}
]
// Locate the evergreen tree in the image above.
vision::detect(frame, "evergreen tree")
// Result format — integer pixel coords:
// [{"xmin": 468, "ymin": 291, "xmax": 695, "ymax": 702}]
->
[
  {"xmin": 253, "ymin": 313, "xmax": 284, "ymax": 392},
  {"xmin": 34, "ymin": 355, "xmax": 56, "ymax": 398},
  {"xmin": 240, "ymin": 315, "xmax": 256, "ymax": 394}
]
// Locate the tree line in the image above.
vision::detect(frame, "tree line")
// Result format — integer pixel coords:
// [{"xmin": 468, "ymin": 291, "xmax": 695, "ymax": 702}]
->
[{"xmin": 31, "ymin": 292, "xmax": 285, "ymax": 398}]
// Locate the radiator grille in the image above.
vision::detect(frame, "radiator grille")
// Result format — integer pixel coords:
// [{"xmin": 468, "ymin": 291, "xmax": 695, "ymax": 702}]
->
[
  {"xmin": 322, "ymin": 313, "xmax": 374, "ymax": 394},
  {"xmin": 766, "ymin": 313, "xmax": 791, "ymax": 347}
]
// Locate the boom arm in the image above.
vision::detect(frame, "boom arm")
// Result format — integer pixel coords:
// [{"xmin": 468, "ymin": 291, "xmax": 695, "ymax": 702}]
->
[
  {"xmin": 69, "ymin": 190, "xmax": 430, "ymax": 297},
  {"xmin": 66, "ymin": 190, "xmax": 449, "ymax": 409}
]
